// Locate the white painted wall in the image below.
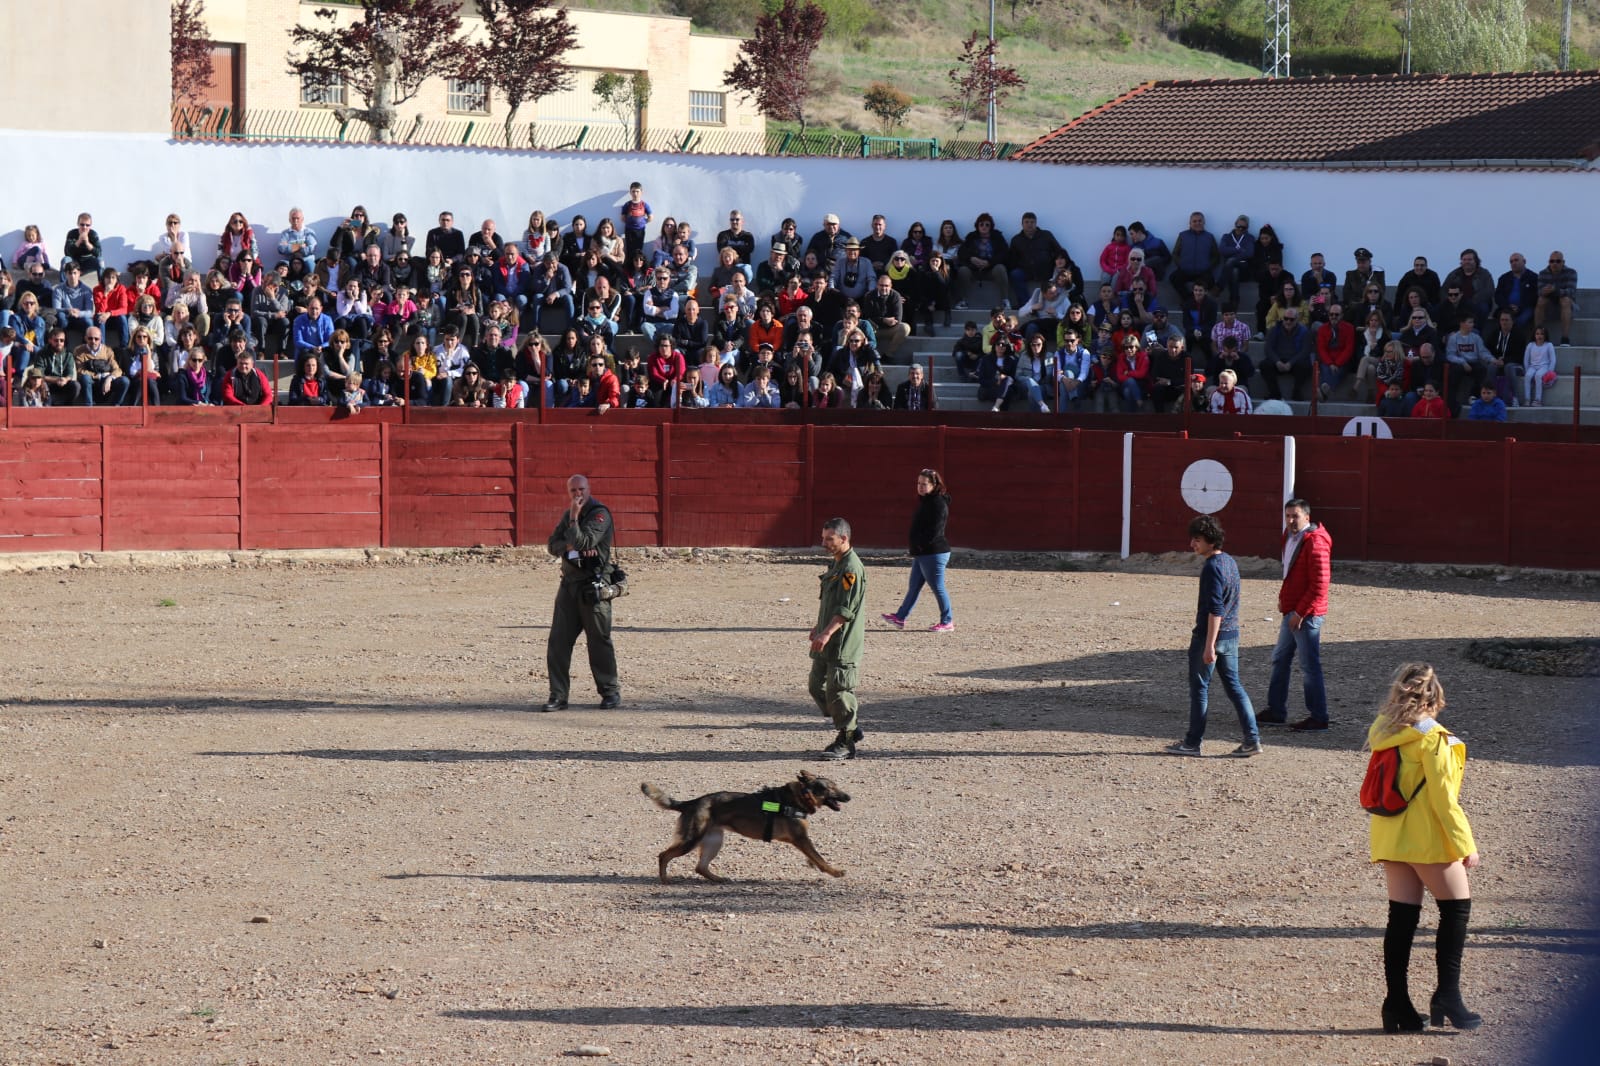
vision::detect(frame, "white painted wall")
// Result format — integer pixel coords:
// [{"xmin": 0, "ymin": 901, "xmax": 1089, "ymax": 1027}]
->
[{"xmin": 2, "ymin": 131, "xmax": 1594, "ymax": 284}]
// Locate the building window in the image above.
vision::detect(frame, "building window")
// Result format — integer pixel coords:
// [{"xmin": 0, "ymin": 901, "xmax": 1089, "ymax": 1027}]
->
[
  {"xmin": 689, "ymin": 90, "xmax": 725, "ymax": 126},
  {"xmin": 300, "ymin": 73, "xmax": 346, "ymax": 108},
  {"xmin": 448, "ymin": 78, "xmax": 489, "ymax": 114}
]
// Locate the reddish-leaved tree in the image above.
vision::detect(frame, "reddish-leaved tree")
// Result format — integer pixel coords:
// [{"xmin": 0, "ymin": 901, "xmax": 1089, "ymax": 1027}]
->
[
  {"xmin": 469, "ymin": 0, "xmax": 579, "ymax": 147},
  {"xmin": 724, "ymin": 0, "xmax": 828, "ymax": 136},
  {"xmin": 945, "ymin": 30, "xmax": 1027, "ymax": 139},
  {"xmin": 287, "ymin": 0, "xmax": 471, "ymax": 142},
  {"xmin": 171, "ymin": 0, "xmax": 215, "ymax": 110}
]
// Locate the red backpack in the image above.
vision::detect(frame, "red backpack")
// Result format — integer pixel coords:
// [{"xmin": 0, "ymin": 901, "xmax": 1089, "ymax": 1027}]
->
[{"xmin": 1361, "ymin": 747, "xmax": 1425, "ymax": 816}]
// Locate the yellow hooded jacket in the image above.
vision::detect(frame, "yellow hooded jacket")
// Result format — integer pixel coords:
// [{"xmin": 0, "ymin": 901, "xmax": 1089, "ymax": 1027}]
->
[{"xmin": 1367, "ymin": 716, "xmax": 1476, "ymax": 864}]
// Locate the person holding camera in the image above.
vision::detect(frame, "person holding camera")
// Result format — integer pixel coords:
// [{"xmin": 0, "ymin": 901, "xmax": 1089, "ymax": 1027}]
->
[{"xmin": 542, "ymin": 474, "xmax": 623, "ymax": 712}]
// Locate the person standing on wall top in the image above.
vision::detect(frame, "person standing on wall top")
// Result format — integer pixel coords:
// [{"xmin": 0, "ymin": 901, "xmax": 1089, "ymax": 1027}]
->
[{"xmin": 1260, "ymin": 498, "xmax": 1332, "ymax": 731}]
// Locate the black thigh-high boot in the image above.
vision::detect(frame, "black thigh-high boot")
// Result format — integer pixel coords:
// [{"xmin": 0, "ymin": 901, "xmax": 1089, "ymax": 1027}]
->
[
  {"xmin": 1431, "ymin": 897, "xmax": 1483, "ymax": 1029},
  {"xmin": 1381, "ymin": 900, "xmax": 1426, "ymax": 1032}
]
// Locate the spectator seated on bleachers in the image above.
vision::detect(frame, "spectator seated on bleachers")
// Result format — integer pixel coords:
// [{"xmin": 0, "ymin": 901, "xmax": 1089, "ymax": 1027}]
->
[
  {"xmin": 861, "ymin": 274, "xmax": 909, "ymax": 360},
  {"xmin": 1207, "ymin": 333, "xmax": 1255, "ymax": 396},
  {"xmin": 956, "ymin": 213, "xmax": 1007, "ymax": 310},
  {"xmin": 1394, "ymin": 255, "xmax": 1442, "ymax": 318},
  {"xmin": 805, "ymin": 213, "xmax": 852, "ymax": 276},
  {"xmin": 1403, "ymin": 344, "xmax": 1447, "ymax": 411},
  {"xmin": 1168, "ymin": 212, "xmax": 1218, "ymax": 299},
  {"xmin": 1353, "ymin": 338, "xmax": 1406, "ymax": 406},
  {"xmin": 1537, "ymin": 250, "xmax": 1578, "ymax": 346},
  {"xmin": 1314, "ymin": 303, "xmax": 1357, "ymax": 399},
  {"xmin": 1495, "ymin": 251, "xmax": 1539, "ymax": 328},
  {"xmin": 1209, "ymin": 367, "xmax": 1252, "ymax": 414},
  {"xmin": 1260, "ymin": 306, "xmax": 1312, "ymax": 402},
  {"xmin": 1006, "ymin": 211, "xmax": 1065, "ymax": 312},
  {"xmin": 1341, "ymin": 247, "xmax": 1386, "ymax": 308},
  {"xmin": 1466, "ymin": 383, "xmax": 1508, "ymax": 422},
  {"xmin": 1443, "ymin": 313, "xmax": 1488, "ymax": 408},
  {"xmin": 1443, "ymin": 248, "xmax": 1495, "ymax": 322},
  {"xmin": 1411, "ymin": 381, "xmax": 1450, "ymax": 419},
  {"xmin": 1128, "ymin": 221, "xmax": 1171, "ymax": 281}
]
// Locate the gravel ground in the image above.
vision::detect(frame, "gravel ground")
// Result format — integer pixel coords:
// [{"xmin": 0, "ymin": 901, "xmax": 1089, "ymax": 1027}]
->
[{"xmin": 1, "ymin": 550, "xmax": 1597, "ymax": 1066}]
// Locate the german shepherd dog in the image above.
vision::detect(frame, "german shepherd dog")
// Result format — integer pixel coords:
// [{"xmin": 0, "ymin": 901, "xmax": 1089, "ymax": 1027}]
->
[{"xmin": 641, "ymin": 770, "xmax": 851, "ymax": 884}]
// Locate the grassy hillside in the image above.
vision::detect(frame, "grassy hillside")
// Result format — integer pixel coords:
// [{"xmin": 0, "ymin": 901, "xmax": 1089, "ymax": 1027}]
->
[{"xmin": 566, "ymin": 0, "xmax": 1598, "ymax": 144}]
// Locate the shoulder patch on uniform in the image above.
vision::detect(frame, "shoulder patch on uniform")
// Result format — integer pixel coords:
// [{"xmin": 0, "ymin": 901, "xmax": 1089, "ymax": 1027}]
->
[{"xmin": 841, "ymin": 572, "xmax": 856, "ymax": 590}]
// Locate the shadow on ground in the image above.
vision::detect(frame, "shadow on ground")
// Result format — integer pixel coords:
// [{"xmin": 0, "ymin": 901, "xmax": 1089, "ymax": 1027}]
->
[
  {"xmin": 442, "ymin": 1001, "xmax": 1365, "ymax": 1037},
  {"xmin": 13, "ymin": 637, "xmax": 1596, "ymax": 767},
  {"xmin": 939, "ymin": 921, "xmax": 1600, "ymax": 954}
]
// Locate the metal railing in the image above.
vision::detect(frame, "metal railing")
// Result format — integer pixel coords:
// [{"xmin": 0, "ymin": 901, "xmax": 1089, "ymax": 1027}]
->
[{"xmin": 171, "ymin": 107, "xmax": 1022, "ymax": 160}]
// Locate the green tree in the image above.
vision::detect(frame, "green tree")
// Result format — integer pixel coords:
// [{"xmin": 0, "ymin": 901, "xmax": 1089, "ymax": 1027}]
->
[
  {"xmin": 594, "ymin": 71, "xmax": 652, "ymax": 149},
  {"xmin": 1413, "ymin": 0, "xmax": 1531, "ymax": 71},
  {"xmin": 862, "ymin": 82, "xmax": 912, "ymax": 134}
]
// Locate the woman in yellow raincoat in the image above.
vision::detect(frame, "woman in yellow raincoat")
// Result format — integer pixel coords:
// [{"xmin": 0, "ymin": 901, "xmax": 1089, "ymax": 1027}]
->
[{"xmin": 1367, "ymin": 662, "xmax": 1481, "ymax": 1033}]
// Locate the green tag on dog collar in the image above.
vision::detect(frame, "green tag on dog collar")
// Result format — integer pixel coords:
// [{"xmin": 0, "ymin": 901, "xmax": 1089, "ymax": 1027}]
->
[{"xmin": 761, "ymin": 800, "xmax": 781, "ymax": 813}]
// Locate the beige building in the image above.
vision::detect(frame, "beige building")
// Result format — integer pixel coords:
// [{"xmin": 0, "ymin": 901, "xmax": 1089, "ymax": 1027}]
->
[
  {"xmin": 0, "ymin": 0, "xmax": 171, "ymax": 134},
  {"xmin": 196, "ymin": 1, "xmax": 763, "ymax": 140}
]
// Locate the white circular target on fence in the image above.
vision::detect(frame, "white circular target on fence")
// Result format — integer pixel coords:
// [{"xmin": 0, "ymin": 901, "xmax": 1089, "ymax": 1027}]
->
[
  {"xmin": 1180, "ymin": 459, "xmax": 1234, "ymax": 514},
  {"xmin": 1342, "ymin": 416, "xmax": 1393, "ymax": 439}
]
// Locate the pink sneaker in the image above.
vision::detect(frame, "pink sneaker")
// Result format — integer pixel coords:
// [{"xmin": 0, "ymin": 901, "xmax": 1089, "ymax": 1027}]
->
[
  {"xmin": 881, "ymin": 613, "xmax": 905, "ymax": 629},
  {"xmin": 929, "ymin": 622, "xmax": 955, "ymax": 632}
]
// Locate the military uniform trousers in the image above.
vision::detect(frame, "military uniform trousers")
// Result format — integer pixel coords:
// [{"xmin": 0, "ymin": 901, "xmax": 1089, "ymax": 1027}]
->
[
  {"xmin": 808, "ymin": 658, "xmax": 859, "ymax": 734},
  {"xmin": 547, "ymin": 581, "xmax": 620, "ymax": 703}
]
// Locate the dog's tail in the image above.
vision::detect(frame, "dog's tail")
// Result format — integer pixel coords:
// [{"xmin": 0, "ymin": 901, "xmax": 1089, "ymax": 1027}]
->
[{"xmin": 641, "ymin": 782, "xmax": 686, "ymax": 812}]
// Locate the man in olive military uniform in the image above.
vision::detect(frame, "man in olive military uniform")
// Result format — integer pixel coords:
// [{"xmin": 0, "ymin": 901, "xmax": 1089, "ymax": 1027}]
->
[
  {"xmin": 542, "ymin": 474, "xmax": 622, "ymax": 711},
  {"xmin": 809, "ymin": 517, "xmax": 867, "ymax": 760}
]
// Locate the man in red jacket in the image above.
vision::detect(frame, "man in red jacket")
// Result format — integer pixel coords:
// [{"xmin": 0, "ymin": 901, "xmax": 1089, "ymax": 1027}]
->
[
  {"xmin": 585, "ymin": 354, "xmax": 621, "ymax": 414},
  {"xmin": 1260, "ymin": 498, "xmax": 1332, "ymax": 731}
]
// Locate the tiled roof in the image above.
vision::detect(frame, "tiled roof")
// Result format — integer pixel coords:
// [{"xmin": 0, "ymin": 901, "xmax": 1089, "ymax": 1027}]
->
[{"xmin": 1013, "ymin": 71, "xmax": 1600, "ymax": 166}]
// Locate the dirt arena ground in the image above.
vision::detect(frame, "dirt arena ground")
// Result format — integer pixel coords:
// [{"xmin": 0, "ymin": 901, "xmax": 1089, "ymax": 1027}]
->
[{"xmin": 2, "ymin": 549, "xmax": 1598, "ymax": 1066}]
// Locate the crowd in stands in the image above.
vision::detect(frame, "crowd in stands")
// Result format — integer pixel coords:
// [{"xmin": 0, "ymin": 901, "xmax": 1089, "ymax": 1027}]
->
[{"xmin": 0, "ymin": 196, "xmax": 1581, "ymax": 419}]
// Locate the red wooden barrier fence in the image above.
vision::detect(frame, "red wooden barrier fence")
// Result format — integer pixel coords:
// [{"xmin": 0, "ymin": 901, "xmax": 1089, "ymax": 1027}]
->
[{"xmin": 0, "ymin": 418, "xmax": 1596, "ymax": 568}]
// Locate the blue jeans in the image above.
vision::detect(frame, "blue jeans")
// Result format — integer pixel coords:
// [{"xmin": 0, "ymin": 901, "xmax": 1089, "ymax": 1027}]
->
[
  {"xmin": 1187, "ymin": 633, "xmax": 1257, "ymax": 746},
  {"xmin": 527, "ymin": 293, "xmax": 574, "ymax": 332},
  {"xmin": 1008, "ymin": 267, "xmax": 1034, "ymax": 309},
  {"xmin": 1267, "ymin": 612, "xmax": 1327, "ymax": 722},
  {"xmin": 895, "ymin": 551, "xmax": 952, "ymax": 625}
]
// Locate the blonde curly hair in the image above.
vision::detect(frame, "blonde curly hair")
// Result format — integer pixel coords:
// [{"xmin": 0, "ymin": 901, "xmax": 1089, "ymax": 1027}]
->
[{"xmin": 1370, "ymin": 662, "xmax": 1447, "ymax": 743}]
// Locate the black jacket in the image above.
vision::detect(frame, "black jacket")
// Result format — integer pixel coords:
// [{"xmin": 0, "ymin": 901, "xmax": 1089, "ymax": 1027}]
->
[{"xmin": 908, "ymin": 492, "xmax": 950, "ymax": 556}]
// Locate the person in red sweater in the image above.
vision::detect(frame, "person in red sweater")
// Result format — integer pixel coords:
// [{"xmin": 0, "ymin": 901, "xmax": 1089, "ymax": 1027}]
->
[
  {"xmin": 585, "ymin": 353, "xmax": 621, "ymax": 414},
  {"xmin": 645, "ymin": 333, "xmax": 685, "ymax": 408},
  {"xmin": 1410, "ymin": 382, "xmax": 1450, "ymax": 419},
  {"xmin": 1114, "ymin": 336, "xmax": 1150, "ymax": 412},
  {"xmin": 1315, "ymin": 303, "xmax": 1357, "ymax": 399},
  {"xmin": 222, "ymin": 351, "xmax": 274, "ymax": 406},
  {"xmin": 1261, "ymin": 498, "xmax": 1332, "ymax": 731}
]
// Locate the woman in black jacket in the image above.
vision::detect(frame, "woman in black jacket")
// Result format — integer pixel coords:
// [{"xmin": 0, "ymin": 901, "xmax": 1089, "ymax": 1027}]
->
[{"xmin": 881, "ymin": 468, "xmax": 954, "ymax": 632}]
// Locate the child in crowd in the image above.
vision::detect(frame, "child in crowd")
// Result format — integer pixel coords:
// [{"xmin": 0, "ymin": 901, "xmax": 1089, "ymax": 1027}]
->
[
  {"xmin": 1377, "ymin": 381, "xmax": 1410, "ymax": 418},
  {"xmin": 565, "ymin": 374, "xmax": 592, "ymax": 408},
  {"xmin": 1465, "ymin": 383, "xmax": 1507, "ymax": 422},
  {"xmin": 337, "ymin": 373, "xmax": 365, "ymax": 414},
  {"xmin": 1523, "ymin": 325, "xmax": 1556, "ymax": 407},
  {"xmin": 374, "ymin": 285, "xmax": 418, "ymax": 333},
  {"xmin": 1208, "ymin": 367, "xmax": 1253, "ymax": 415},
  {"xmin": 493, "ymin": 369, "xmax": 527, "ymax": 409},
  {"xmin": 951, "ymin": 320, "xmax": 984, "ymax": 382},
  {"xmin": 364, "ymin": 361, "xmax": 403, "ymax": 407},
  {"xmin": 621, "ymin": 181, "xmax": 652, "ymax": 259},
  {"xmin": 1411, "ymin": 382, "xmax": 1450, "ymax": 419}
]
